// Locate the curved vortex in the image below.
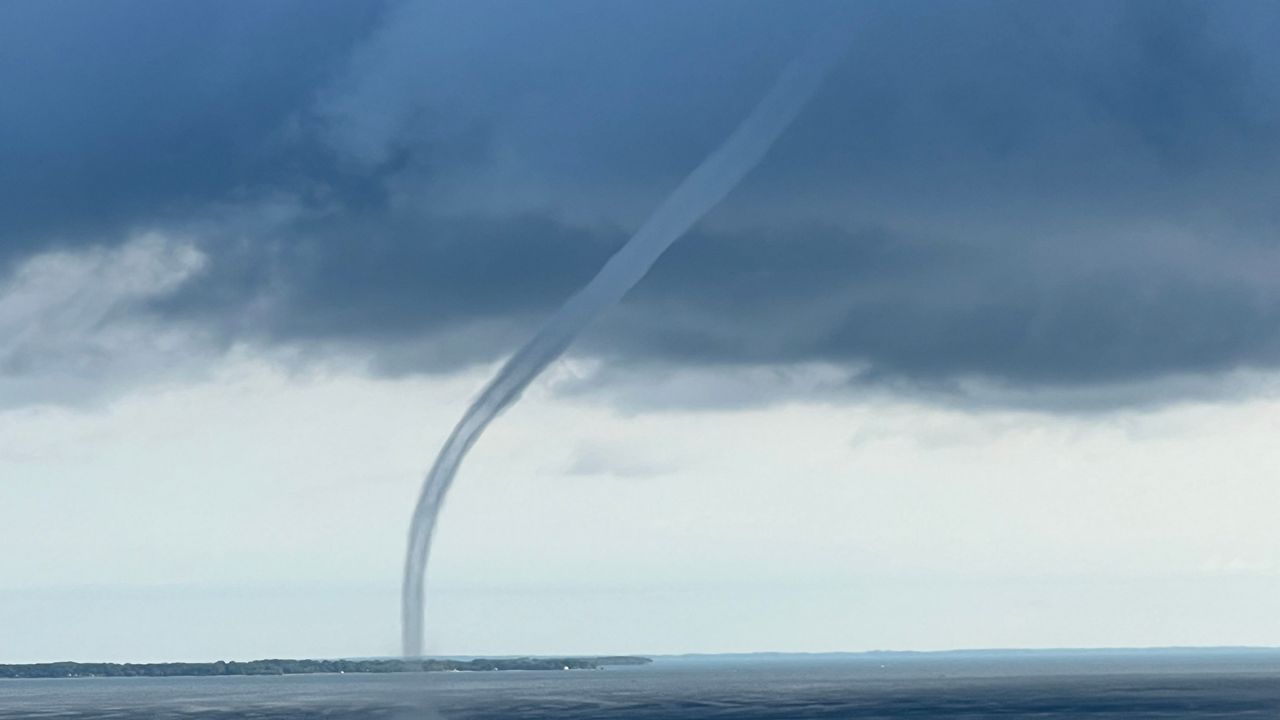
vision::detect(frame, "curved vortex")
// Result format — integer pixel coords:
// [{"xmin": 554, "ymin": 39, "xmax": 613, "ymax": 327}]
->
[{"xmin": 402, "ymin": 36, "xmax": 845, "ymax": 658}]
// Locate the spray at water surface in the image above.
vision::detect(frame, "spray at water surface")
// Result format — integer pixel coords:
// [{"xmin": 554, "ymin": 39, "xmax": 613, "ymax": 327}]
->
[{"xmin": 402, "ymin": 36, "xmax": 846, "ymax": 658}]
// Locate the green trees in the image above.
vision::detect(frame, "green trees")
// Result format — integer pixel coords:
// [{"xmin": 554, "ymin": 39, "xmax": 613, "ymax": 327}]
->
[{"xmin": 0, "ymin": 656, "xmax": 651, "ymax": 679}]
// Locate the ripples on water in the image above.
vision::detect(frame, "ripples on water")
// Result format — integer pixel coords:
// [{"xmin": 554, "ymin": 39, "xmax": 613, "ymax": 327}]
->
[{"xmin": 4, "ymin": 652, "xmax": 1279, "ymax": 719}]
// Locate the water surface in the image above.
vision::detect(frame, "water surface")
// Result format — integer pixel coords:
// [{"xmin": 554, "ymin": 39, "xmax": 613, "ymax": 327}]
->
[{"xmin": 4, "ymin": 650, "xmax": 1279, "ymax": 719}]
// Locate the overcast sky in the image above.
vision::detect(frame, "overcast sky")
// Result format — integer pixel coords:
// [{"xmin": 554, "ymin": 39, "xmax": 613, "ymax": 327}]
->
[{"xmin": 3, "ymin": 0, "xmax": 1280, "ymax": 663}]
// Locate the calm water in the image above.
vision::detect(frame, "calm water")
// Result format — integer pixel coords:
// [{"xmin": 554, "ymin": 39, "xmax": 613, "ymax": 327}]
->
[{"xmin": 3, "ymin": 651, "xmax": 1280, "ymax": 719}]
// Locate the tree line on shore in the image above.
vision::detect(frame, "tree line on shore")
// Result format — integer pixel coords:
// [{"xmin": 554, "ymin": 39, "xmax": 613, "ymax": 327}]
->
[{"xmin": 0, "ymin": 656, "xmax": 652, "ymax": 679}]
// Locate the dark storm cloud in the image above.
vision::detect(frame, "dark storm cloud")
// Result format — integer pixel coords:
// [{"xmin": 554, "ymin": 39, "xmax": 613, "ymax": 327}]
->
[
  {"xmin": 159, "ymin": 211, "xmax": 619, "ymax": 371},
  {"xmin": 164, "ymin": 208, "xmax": 1280, "ymax": 392},
  {"xmin": 5, "ymin": 0, "xmax": 1280, "ymax": 403},
  {"xmin": 0, "ymin": 0, "xmax": 387, "ymax": 262}
]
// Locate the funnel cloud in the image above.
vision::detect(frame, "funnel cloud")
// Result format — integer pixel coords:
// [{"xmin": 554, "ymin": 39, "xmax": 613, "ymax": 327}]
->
[{"xmin": 401, "ymin": 37, "xmax": 845, "ymax": 657}]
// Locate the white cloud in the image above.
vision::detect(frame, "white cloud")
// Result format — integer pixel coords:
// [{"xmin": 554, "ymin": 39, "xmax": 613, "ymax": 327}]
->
[
  {"xmin": 4, "ymin": 352, "xmax": 1280, "ymax": 660},
  {"xmin": 0, "ymin": 233, "xmax": 207, "ymax": 407}
]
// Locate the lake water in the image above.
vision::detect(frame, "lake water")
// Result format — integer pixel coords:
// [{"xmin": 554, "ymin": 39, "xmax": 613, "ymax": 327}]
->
[{"xmin": 3, "ymin": 651, "xmax": 1280, "ymax": 719}]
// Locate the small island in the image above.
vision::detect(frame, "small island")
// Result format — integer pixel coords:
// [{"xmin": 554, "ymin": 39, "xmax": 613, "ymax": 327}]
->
[{"xmin": 0, "ymin": 656, "xmax": 652, "ymax": 679}]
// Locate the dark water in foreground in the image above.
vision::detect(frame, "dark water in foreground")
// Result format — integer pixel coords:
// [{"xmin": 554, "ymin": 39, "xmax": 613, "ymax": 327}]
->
[{"xmin": 3, "ymin": 651, "xmax": 1280, "ymax": 719}]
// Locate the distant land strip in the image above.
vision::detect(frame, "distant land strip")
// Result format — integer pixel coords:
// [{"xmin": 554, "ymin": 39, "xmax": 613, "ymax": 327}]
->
[{"xmin": 0, "ymin": 656, "xmax": 652, "ymax": 679}]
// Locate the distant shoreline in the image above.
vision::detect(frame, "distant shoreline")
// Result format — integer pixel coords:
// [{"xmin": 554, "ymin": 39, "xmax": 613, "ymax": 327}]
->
[{"xmin": 0, "ymin": 656, "xmax": 653, "ymax": 679}]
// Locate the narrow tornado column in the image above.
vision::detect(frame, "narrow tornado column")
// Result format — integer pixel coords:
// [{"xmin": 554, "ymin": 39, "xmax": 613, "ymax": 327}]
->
[{"xmin": 402, "ymin": 35, "xmax": 845, "ymax": 658}]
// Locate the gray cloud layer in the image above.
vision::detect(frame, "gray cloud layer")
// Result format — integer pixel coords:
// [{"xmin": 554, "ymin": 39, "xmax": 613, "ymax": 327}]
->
[
  {"xmin": 0, "ymin": 0, "xmax": 387, "ymax": 259},
  {"xmin": 4, "ymin": 0, "xmax": 1280, "ymax": 407}
]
